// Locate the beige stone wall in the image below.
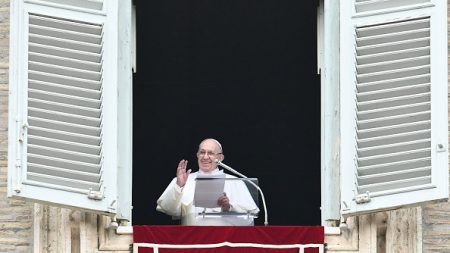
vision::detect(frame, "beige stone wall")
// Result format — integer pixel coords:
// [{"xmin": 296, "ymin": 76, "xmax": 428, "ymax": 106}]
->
[
  {"xmin": 33, "ymin": 205, "xmax": 132, "ymax": 253},
  {"xmin": 422, "ymin": 202, "xmax": 450, "ymax": 252},
  {"xmin": 0, "ymin": 1, "xmax": 34, "ymax": 253}
]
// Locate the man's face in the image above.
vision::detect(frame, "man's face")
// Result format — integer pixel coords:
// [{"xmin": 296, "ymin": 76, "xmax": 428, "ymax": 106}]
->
[{"xmin": 197, "ymin": 140, "xmax": 223, "ymax": 173}]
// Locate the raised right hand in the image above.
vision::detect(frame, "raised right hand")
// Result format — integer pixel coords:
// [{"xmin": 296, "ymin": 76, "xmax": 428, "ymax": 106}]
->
[{"xmin": 176, "ymin": 159, "xmax": 191, "ymax": 187}]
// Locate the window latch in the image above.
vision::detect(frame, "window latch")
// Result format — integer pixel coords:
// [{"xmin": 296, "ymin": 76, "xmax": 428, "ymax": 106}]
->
[
  {"xmin": 87, "ymin": 189, "xmax": 104, "ymax": 200},
  {"xmin": 437, "ymin": 143, "xmax": 446, "ymax": 152},
  {"xmin": 355, "ymin": 192, "xmax": 371, "ymax": 204}
]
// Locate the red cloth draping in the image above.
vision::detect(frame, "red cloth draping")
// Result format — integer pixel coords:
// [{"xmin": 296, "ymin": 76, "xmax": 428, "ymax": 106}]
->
[{"xmin": 133, "ymin": 225, "xmax": 324, "ymax": 253}]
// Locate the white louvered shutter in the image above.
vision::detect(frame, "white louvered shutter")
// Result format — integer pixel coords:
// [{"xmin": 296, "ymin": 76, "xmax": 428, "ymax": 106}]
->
[
  {"xmin": 340, "ymin": 0, "xmax": 448, "ymax": 216},
  {"xmin": 8, "ymin": 0, "xmax": 132, "ymax": 218}
]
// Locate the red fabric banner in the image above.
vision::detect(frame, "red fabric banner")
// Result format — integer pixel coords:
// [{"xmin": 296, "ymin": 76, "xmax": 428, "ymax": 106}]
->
[{"xmin": 133, "ymin": 225, "xmax": 324, "ymax": 253}]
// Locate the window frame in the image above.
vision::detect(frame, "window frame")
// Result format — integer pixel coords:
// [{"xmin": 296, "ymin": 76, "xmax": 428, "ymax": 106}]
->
[{"xmin": 319, "ymin": 0, "xmax": 342, "ymax": 225}]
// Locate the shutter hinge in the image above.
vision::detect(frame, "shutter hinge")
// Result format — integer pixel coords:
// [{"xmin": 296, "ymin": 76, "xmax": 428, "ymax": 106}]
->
[
  {"xmin": 355, "ymin": 192, "xmax": 371, "ymax": 204},
  {"xmin": 14, "ymin": 159, "xmax": 22, "ymax": 193},
  {"xmin": 18, "ymin": 123, "xmax": 28, "ymax": 143},
  {"xmin": 87, "ymin": 189, "xmax": 104, "ymax": 200}
]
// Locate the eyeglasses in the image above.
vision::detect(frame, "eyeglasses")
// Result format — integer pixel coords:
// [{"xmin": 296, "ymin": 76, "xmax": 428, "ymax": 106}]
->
[{"xmin": 197, "ymin": 150, "xmax": 222, "ymax": 157}]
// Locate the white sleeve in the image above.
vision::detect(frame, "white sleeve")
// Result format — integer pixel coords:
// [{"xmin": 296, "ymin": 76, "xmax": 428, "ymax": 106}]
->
[
  {"xmin": 226, "ymin": 180, "xmax": 260, "ymax": 214},
  {"xmin": 156, "ymin": 178, "xmax": 184, "ymax": 217}
]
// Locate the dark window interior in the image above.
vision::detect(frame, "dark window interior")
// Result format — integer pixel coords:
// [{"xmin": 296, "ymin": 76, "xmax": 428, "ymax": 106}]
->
[{"xmin": 132, "ymin": 0, "xmax": 321, "ymax": 225}]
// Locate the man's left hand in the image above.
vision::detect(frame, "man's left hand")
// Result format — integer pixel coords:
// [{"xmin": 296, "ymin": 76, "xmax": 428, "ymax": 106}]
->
[{"xmin": 218, "ymin": 193, "xmax": 230, "ymax": 211}]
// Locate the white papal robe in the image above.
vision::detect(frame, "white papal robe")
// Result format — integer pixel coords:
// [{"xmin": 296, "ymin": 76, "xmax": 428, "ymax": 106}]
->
[{"xmin": 156, "ymin": 169, "xmax": 259, "ymax": 225}]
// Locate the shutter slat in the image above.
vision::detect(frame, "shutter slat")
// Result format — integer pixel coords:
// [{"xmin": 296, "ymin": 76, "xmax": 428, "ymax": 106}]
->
[
  {"xmin": 29, "ymin": 24, "xmax": 102, "ymax": 44},
  {"xmin": 357, "ymin": 102, "xmax": 430, "ymax": 121},
  {"xmin": 358, "ymin": 157, "xmax": 431, "ymax": 176},
  {"xmin": 27, "ymin": 154, "xmax": 101, "ymax": 174},
  {"xmin": 28, "ymin": 135, "xmax": 100, "ymax": 155},
  {"xmin": 357, "ymin": 28, "xmax": 430, "ymax": 47},
  {"xmin": 357, "ymin": 74, "xmax": 430, "ymax": 93},
  {"xmin": 357, "ymin": 167, "xmax": 431, "ymax": 185},
  {"xmin": 29, "ymin": 52, "xmax": 101, "ymax": 72},
  {"xmin": 357, "ymin": 93, "xmax": 430, "ymax": 111},
  {"xmin": 358, "ymin": 148, "xmax": 430, "ymax": 166},
  {"xmin": 357, "ymin": 47, "xmax": 430, "ymax": 65},
  {"xmin": 28, "ymin": 88, "xmax": 101, "ymax": 108},
  {"xmin": 29, "ymin": 80, "xmax": 101, "ymax": 100},
  {"xmin": 358, "ymin": 121, "xmax": 430, "ymax": 139},
  {"xmin": 28, "ymin": 144, "xmax": 101, "ymax": 164},
  {"xmin": 27, "ymin": 172, "xmax": 101, "ymax": 191},
  {"xmin": 29, "ymin": 71, "xmax": 101, "ymax": 90},
  {"xmin": 28, "ymin": 127, "xmax": 101, "ymax": 146},
  {"xmin": 36, "ymin": 0, "xmax": 104, "ymax": 11},
  {"xmin": 28, "ymin": 98, "xmax": 101, "ymax": 118},
  {"xmin": 357, "ymin": 38, "xmax": 429, "ymax": 56},
  {"xmin": 29, "ymin": 34, "xmax": 102, "ymax": 54},
  {"xmin": 357, "ymin": 176, "xmax": 431, "ymax": 193},
  {"xmin": 29, "ymin": 61, "xmax": 102, "ymax": 81},
  {"xmin": 357, "ymin": 65, "xmax": 430, "ymax": 83},
  {"xmin": 29, "ymin": 14, "xmax": 102, "ymax": 35},
  {"xmin": 28, "ymin": 117, "xmax": 100, "ymax": 137},
  {"xmin": 358, "ymin": 111, "xmax": 430, "ymax": 130},
  {"xmin": 358, "ymin": 139, "xmax": 431, "ymax": 157},
  {"xmin": 358, "ymin": 101, "xmax": 429, "ymax": 119},
  {"xmin": 357, "ymin": 56, "xmax": 429, "ymax": 75},
  {"xmin": 355, "ymin": 0, "xmax": 430, "ymax": 14},
  {"xmin": 28, "ymin": 108, "xmax": 101, "ymax": 127},
  {"xmin": 357, "ymin": 19, "xmax": 430, "ymax": 38},
  {"xmin": 357, "ymin": 129, "xmax": 430, "ymax": 149},
  {"xmin": 28, "ymin": 163, "xmax": 101, "ymax": 183},
  {"xmin": 29, "ymin": 43, "xmax": 101, "ymax": 63},
  {"xmin": 357, "ymin": 83, "xmax": 429, "ymax": 101}
]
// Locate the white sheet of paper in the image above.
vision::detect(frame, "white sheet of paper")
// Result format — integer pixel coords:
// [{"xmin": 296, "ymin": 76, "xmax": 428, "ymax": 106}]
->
[{"xmin": 194, "ymin": 173, "xmax": 226, "ymax": 208}]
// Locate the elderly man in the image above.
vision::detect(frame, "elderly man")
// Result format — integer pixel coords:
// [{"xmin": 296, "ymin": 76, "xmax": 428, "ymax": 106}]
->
[{"xmin": 156, "ymin": 138, "xmax": 259, "ymax": 225}]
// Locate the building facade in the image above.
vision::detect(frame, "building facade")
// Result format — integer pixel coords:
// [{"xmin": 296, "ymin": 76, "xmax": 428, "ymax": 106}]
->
[{"xmin": 0, "ymin": 0, "xmax": 449, "ymax": 252}]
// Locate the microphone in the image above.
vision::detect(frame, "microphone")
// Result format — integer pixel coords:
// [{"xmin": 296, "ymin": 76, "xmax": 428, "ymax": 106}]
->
[{"xmin": 215, "ymin": 159, "xmax": 269, "ymax": 226}]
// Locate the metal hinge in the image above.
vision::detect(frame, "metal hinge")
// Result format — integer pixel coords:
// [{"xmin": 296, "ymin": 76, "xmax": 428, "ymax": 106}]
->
[
  {"xmin": 355, "ymin": 192, "xmax": 371, "ymax": 204},
  {"xmin": 18, "ymin": 123, "xmax": 28, "ymax": 143},
  {"xmin": 14, "ymin": 159, "xmax": 22, "ymax": 193}
]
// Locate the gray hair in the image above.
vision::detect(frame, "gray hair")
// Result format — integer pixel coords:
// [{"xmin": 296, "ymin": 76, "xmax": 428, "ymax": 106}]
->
[{"xmin": 199, "ymin": 138, "xmax": 223, "ymax": 153}]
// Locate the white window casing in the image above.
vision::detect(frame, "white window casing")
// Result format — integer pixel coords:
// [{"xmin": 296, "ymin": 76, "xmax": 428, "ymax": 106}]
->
[
  {"xmin": 8, "ymin": 0, "xmax": 133, "ymax": 220},
  {"xmin": 116, "ymin": 0, "xmax": 134, "ymax": 221},
  {"xmin": 319, "ymin": 0, "xmax": 342, "ymax": 224},
  {"xmin": 340, "ymin": 0, "xmax": 448, "ymax": 216}
]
